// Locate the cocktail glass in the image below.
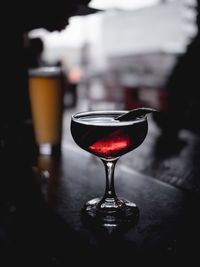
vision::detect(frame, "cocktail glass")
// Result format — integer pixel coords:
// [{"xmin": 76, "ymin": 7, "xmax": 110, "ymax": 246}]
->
[{"xmin": 71, "ymin": 110, "xmax": 148, "ymax": 228}]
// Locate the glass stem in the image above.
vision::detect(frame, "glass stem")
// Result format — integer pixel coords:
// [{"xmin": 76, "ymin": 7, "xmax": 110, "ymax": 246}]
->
[{"xmin": 98, "ymin": 158, "xmax": 123, "ymax": 211}]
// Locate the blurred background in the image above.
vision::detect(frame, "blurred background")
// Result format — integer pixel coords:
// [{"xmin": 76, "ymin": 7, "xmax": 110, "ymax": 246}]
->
[{"xmin": 28, "ymin": 0, "xmax": 197, "ymax": 112}]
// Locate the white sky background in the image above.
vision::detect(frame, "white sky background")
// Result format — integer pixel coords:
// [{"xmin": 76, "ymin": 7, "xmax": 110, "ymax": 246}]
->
[
  {"xmin": 29, "ymin": 0, "xmax": 163, "ymax": 49},
  {"xmin": 29, "ymin": 15, "xmax": 103, "ymax": 53},
  {"xmin": 89, "ymin": 0, "xmax": 161, "ymax": 10},
  {"xmin": 28, "ymin": 0, "xmax": 197, "ymax": 64}
]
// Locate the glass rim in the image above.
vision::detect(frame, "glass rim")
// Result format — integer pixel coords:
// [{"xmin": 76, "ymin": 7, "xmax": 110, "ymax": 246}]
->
[
  {"xmin": 28, "ymin": 66, "xmax": 62, "ymax": 77},
  {"xmin": 71, "ymin": 110, "xmax": 147, "ymax": 126}
]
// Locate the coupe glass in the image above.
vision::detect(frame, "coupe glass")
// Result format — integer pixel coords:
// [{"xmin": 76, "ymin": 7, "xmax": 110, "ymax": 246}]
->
[{"xmin": 70, "ymin": 110, "xmax": 148, "ymax": 228}]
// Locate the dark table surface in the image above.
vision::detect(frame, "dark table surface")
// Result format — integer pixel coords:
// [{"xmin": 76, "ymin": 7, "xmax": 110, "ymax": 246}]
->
[{"xmin": 1, "ymin": 108, "xmax": 200, "ymax": 265}]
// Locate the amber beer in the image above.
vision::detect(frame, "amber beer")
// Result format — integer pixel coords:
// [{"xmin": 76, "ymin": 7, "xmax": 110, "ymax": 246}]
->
[{"xmin": 29, "ymin": 67, "xmax": 64, "ymax": 156}]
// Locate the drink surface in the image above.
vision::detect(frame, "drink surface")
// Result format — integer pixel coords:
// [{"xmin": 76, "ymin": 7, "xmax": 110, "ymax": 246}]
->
[{"xmin": 71, "ymin": 112, "xmax": 148, "ymax": 159}]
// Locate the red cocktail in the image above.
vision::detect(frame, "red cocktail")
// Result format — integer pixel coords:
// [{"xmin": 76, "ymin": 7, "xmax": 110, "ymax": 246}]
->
[{"xmin": 71, "ymin": 110, "xmax": 148, "ymax": 228}]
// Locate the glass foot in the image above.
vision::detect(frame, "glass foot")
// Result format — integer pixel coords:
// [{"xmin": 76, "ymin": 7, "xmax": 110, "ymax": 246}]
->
[{"xmin": 82, "ymin": 197, "xmax": 139, "ymax": 230}]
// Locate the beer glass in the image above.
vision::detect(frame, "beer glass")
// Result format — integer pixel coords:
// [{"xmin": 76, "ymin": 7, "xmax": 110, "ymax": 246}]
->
[{"xmin": 29, "ymin": 66, "xmax": 64, "ymax": 156}]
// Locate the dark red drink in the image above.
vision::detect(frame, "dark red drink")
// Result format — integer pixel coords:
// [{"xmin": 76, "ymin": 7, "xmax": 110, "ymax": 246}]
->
[
  {"xmin": 70, "ymin": 110, "xmax": 150, "ymax": 227},
  {"xmin": 71, "ymin": 111, "xmax": 148, "ymax": 159}
]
